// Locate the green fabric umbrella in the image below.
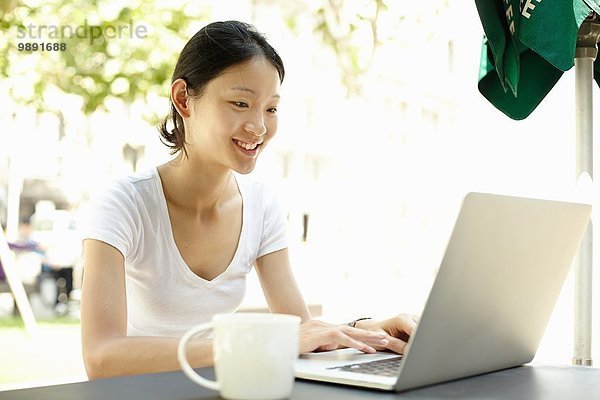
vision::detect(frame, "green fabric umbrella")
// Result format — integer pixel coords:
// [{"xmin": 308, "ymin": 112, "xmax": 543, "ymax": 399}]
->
[{"xmin": 475, "ymin": 0, "xmax": 600, "ymax": 120}]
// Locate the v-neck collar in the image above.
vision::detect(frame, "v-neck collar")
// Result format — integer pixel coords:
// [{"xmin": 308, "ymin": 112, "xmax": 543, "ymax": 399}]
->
[{"xmin": 152, "ymin": 167, "xmax": 246, "ymax": 286}]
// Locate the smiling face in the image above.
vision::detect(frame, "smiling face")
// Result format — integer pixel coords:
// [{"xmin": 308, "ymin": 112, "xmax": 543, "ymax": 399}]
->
[{"xmin": 183, "ymin": 57, "xmax": 281, "ymax": 175}]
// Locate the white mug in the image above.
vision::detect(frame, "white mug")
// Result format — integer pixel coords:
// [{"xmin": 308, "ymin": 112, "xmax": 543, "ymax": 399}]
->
[{"xmin": 177, "ymin": 313, "xmax": 301, "ymax": 400}]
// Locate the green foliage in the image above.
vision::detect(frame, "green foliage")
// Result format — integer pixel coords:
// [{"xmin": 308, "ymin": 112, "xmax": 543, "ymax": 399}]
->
[
  {"xmin": 1, "ymin": 0, "xmax": 207, "ymax": 124},
  {"xmin": 2, "ymin": 0, "xmax": 404, "ymax": 115}
]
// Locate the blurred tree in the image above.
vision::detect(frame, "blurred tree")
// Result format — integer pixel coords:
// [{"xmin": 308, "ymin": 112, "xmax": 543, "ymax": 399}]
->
[
  {"xmin": 0, "ymin": 0, "xmax": 209, "ymax": 238},
  {"xmin": 0, "ymin": 0, "xmax": 206, "ymax": 124},
  {"xmin": 312, "ymin": 0, "xmax": 388, "ymax": 96},
  {"xmin": 279, "ymin": 0, "xmax": 450, "ymax": 97}
]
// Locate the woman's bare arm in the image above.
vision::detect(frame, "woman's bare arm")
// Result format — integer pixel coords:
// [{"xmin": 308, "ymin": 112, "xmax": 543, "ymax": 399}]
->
[
  {"xmin": 255, "ymin": 248, "xmax": 312, "ymax": 321},
  {"xmin": 81, "ymin": 239, "xmax": 213, "ymax": 379}
]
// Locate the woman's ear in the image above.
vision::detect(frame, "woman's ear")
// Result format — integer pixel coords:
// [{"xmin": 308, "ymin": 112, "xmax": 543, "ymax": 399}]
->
[{"xmin": 171, "ymin": 78, "xmax": 192, "ymax": 119}]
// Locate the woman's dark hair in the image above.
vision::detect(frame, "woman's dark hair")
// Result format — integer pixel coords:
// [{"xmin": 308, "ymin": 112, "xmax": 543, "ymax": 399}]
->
[{"xmin": 158, "ymin": 20, "xmax": 285, "ymax": 157}]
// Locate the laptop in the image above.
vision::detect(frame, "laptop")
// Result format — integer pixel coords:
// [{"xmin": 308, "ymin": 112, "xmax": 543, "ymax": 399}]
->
[{"xmin": 295, "ymin": 192, "xmax": 592, "ymax": 392}]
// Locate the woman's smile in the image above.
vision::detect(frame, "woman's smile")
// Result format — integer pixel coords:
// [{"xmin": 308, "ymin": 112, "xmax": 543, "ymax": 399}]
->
[{"xmin": 233, "ymin": 138, "xmax": 262, "ymax": 156}]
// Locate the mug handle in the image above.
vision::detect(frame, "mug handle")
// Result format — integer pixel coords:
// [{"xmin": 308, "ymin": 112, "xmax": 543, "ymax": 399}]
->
[{"xmin": 177, "ymin": 322, "xmax": 219, "ymax": 391}]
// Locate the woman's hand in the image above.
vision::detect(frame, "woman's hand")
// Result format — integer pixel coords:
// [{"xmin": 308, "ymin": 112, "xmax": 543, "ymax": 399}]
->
[
  {"xmin": 355, "ymin": 314, "xmax": 420, "ymax": 354},
  {"xmin": 299, "ymin": 319, "xmax": 390, "ymax": 354}
]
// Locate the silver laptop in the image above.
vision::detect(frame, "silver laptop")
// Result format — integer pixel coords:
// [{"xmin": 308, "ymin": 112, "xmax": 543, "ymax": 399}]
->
[{"xmin": 295, "ymin": 192, "xmax": 591, "ymax": 392}]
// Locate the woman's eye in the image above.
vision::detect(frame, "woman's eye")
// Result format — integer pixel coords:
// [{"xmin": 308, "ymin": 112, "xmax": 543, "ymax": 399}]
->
[
  {"xmin": 233, "ymin": 101, "xmax": 248, "ymax": 108},
  {"xmin": 267, "ymin": 107, "xmax": 278, "ymax": 114}
]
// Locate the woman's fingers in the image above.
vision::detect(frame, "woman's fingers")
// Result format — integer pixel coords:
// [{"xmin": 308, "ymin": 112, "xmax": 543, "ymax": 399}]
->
[
  {"xmin": 353, "ymin": 314, "xmax": 420, "ymax": 354},
  {"xmin": 299, "ymin": 314, "xmax": 421, "ymax": 356},
  {"xmin": 382, "ymin": 335, "xmax": 409, "ymax": 354},
  {"xmin": 299, "ymin": 320, "xmax": 388, "ymax": 354},
  {"xmin": 334, "ymin": 330, "xmax": 378, "ymax": 354},
  {"xmin": 341, "ymin": 325, "xmax": 389, "ymax": 348}
]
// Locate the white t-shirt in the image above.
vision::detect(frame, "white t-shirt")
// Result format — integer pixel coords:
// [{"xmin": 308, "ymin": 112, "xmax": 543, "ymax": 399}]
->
[{"xmin": 80, "ymin": 167, "xmax": 287, "ymax": 337}]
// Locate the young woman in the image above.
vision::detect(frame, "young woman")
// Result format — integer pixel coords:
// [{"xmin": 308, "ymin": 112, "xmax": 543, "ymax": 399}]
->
[{"xmin": 80, "ymin": 20, "xmax": 417, "ymax": 379}]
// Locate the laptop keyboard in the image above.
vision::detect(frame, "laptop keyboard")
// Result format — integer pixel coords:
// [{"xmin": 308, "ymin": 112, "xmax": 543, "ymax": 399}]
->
[{"xmin": 328, "ymin": 356, "xmax": 403, "ymax": 377}]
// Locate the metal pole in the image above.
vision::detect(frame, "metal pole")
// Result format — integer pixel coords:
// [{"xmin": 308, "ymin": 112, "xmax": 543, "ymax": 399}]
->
[
  {"xmin": 0, "ymin": 227, "xmax": 38, "ymax": 337},
  {"xmin": 5, "ymin": 156, "xmax": 23, "ymax": 242},
  {"xmin": 573, "ymin": 13, "xmax": 600, "ymax": 367}
]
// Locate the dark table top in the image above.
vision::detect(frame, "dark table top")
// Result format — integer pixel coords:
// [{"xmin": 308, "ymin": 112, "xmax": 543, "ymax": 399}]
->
[{"xmin": 1, "ymin": 364, "xmax": 599, "ymax": 400}]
